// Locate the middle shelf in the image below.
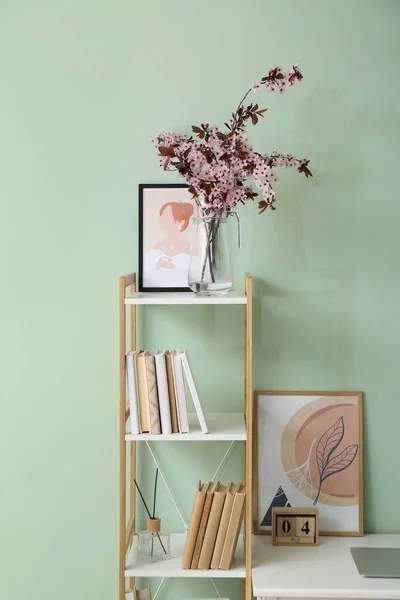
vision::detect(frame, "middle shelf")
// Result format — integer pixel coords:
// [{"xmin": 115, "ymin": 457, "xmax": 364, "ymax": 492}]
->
[
  {"xmin": 125, "ymin": 532, "xmax": 246, "ymax": 578},
  {"xmin": 125, "ymin": 412, "xmax": 246, "ymax": 441}
]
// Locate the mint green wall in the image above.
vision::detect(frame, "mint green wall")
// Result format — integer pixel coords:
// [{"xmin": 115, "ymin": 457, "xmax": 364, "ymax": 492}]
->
[{"xmin": 1, "ymin": 1, "xmax": 399, "ymax": 599}]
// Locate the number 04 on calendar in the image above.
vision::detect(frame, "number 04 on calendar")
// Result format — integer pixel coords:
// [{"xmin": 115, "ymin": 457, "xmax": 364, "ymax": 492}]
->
[{"xmin": 272, "ymin": 507, "xmax": 319, "ymax": 547}]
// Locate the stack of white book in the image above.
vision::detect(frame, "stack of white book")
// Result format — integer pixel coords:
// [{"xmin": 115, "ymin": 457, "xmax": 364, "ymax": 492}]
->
[{"xmin": 126, "ymin": 349, "xmax": 208, "ymax": 435}]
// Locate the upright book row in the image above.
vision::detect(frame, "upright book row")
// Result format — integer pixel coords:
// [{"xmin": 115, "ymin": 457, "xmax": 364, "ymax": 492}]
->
[
  {"xmin": 126, "ymin": 349, "xmax": 208, "ymax": 435},
  {"xmin": 182, "ymin": 481, "xmax": 246, "ymax": 571}
]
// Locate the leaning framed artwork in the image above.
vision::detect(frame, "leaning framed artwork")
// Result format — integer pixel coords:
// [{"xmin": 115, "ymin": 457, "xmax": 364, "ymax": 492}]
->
[
  {"xmin": 138, "ymin": 184, "xmax": 196, "ymax": 292},
  {"xmin": 254, "ymin": 391, "xmax": 363, "ymax": 536}
]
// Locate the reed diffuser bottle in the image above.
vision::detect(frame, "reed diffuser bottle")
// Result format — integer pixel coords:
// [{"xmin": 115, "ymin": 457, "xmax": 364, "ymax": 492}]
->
[
  {"xmin": 135, "ymin": 469, "xmax": 171, "ymax": 562},
  {"xmin": 138, "ymin": 517, "xmax": 171, "ymax": 562}
]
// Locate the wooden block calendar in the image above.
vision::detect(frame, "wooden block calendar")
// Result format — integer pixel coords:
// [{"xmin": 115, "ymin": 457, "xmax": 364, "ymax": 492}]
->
[{"xmin": 272, "ymin": 507, "xmax": 319, "ymax": 547}]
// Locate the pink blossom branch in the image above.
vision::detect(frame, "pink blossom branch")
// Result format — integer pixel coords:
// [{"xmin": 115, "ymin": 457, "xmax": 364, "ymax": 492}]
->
[{"xmin": 152, "ymin": 64, "xmax": 311, "ymax": 216}]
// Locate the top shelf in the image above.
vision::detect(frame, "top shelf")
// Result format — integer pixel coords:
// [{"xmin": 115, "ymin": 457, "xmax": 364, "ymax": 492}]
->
[{"xmin": 125, "ymin": 292, "xmax": 247, "ymax": 305}]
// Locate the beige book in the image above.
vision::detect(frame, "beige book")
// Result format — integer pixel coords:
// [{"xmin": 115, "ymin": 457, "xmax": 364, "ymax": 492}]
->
[
  {"xmin": 135, "ymin": 351, "xmax": 151, "ymax": 433},
  {"xmin": 182, "ymin": 481, "xmax": 209, "ymax": 569},
  {"xmin": 210, "ymin": 482, "xmax": 241, "ymax": 569},
  {"xmin": 190, "ymin": 481, "xmax": 219, "ymax": 569},
  {"xmin": 173, "ymin": 349, "xmax": 189, "ymax": 433},
  {"xmin": 165, "ymin": 351, "xmax": 179, "ymax": 433},
  {"xmin": 145, "ymin": 353, "xmax": 161, "ymax": 434},
  {"xmin": 219, "ymin": 484, "xmax": 246, "ymax": 570},
  {"xmin": 197, "ymin": 484, "xmax": 228, "ymax": 569}
]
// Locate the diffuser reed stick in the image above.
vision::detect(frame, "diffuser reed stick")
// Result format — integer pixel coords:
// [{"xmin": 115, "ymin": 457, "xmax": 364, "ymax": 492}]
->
[{"xmin": 134, "ymin": 472, "xmax": 167, "ymax": 555}]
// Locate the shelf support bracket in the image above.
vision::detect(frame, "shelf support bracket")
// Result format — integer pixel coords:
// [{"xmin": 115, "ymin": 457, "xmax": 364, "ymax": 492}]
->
[
  {"xmin": 210, "ymin": 578, "xmax": 223, "ymax": 598},
  {"xmin": 145, "ymin": 442, "xmax": 189, "ymax": 531},
  {"xmin": 153, "ymin": 577, "xmax": 166, "ymax": 600},
  {"xmin": 211, "ymin": 441, "xmax": 235, "ymax": 481},
  {"xmin": 141, "ymin": 440, "xmax": 236, "ymax": 534}
]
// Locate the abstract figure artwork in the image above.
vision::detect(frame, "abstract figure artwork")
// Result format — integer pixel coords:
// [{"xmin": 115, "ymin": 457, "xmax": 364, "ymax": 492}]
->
[
  {"xmin": 254, "ymin": 391, "xmax": 363, "ymax": 535},
  {"xmin": 138, "ymin": 184, "xmax": 196, "ymax": 292}
]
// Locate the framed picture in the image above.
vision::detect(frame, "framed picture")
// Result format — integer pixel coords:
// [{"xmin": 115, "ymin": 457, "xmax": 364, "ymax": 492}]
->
[
  {"xmin": 254, "ymin": 391, "xmax": 363, "ymax": 536},
  {"xmin": 138, "ymin": 184, "xmax": 196, "ymax": 292}
]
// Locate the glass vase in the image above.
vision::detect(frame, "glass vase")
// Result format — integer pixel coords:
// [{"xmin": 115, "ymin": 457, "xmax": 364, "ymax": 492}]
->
[
  {"xmin": 137, "ymin": 518, "xmax": 171, "ymax": 562},
  {"xmin": 188, "ymin": 210, "xmax": 240, "ymax": 296}
]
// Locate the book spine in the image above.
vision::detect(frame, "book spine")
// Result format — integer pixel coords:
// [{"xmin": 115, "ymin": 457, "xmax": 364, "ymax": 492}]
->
[
  {"xmin": 136, "ymin": 354, "xmax": 151, "ymax": 433},
  {"xmin": 181, "ymin": 351, "xmax": 208, "ymax": 434},
  {"xmin": 218, "ymin": 492, "xmax": 246, "ymax": 570},
  {"xmin": 197, "ymin": 491, "xmax": 226, "ymax": 569},
  {"xmin": 154, "ymin": 353, "xmax": 172, "ymax": 434},
  {"xmin": 210, "ymin": 493, "xmax": 234, "ymax": 569},
  {"xmin": 182, "ymin": 488, "xmax": 207, "ymax": 568},
  {"xmin": 165, "ymin": 352, "xmax": 179, "ymax": 433},
  {"xmin": 190, "ymin": 492, "xmax": 214, "ymax": 569},
  {"xmin": 145, "ymin": 354, "xmax": 161, "ymax": 434},
  {"xmin": 173, "ymin": 351, "xmax": 188, "ymax": 433},
  {"xmin": 126, "ymin": 353, "xmax": 140, "ymax": 435}
]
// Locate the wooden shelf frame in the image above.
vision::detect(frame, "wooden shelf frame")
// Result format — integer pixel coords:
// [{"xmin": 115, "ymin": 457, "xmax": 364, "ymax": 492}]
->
[{"xmin": 119, "ymin": 273, "xmax": 253, "ymax": 600}]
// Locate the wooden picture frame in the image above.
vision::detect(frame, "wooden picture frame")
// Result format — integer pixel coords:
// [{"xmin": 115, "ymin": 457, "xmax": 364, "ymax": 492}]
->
[
  {"xmin": 253, "ymin": 391, "xmax": 363, "ymax": 536},
  {"xmin": 138, "ymin": 183, "xmax": 195, "ymax": 292}
]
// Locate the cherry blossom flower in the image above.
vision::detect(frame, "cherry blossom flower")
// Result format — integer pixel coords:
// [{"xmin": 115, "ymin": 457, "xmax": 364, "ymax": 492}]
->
[{"xmin": 153, "ymin": 64, "xmax": 312, "ymax": 216}]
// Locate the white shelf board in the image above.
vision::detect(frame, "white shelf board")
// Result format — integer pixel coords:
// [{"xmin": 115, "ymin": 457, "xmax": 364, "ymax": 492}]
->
[
  {"xmin": 125, "ymin": 412, "xmax": 246, "ymax": 441},
  {"xmin": 125, "ymin": 532, "xmax": 245, "ymax": 578},
  {"xmin": 124, "ymin": 291, "xmax": 247, "ymax": 305},
  {"xmin": 252, "ymin": 534, "xmax": 400, "ymax": 599}
]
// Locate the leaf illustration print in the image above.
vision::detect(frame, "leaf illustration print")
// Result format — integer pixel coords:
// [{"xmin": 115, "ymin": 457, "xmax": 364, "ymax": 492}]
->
[
  {"xmin": 316, "ymin": 416, "xmax": 344, "ymax": 474},
  {"xmin": 314, "ymin": 416, "xmax": 358, "ymax": 505},
  {"xmin": 322, "ymin": 445, "xmax": 359, "ymax": 480},
  {"xmin": 286, "ymin": 437, "xmax": 317, "ymax": 498}
]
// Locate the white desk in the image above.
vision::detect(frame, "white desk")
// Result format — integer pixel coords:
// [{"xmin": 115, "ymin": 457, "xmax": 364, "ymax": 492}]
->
[{"xmin": 252, "ymin": 534, "xmax": 400, "ymax": 600}]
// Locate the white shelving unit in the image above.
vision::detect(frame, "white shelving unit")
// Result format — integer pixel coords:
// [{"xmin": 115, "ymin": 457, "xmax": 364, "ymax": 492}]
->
[{"xmin": 119, "ymin": 273, "xmax": 253, "ymax": 600}]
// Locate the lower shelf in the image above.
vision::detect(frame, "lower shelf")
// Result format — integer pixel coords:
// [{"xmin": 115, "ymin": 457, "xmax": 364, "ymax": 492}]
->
[{"xmin": 125, "ymin": 533, "xmax": 245, "ymax": 578}]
